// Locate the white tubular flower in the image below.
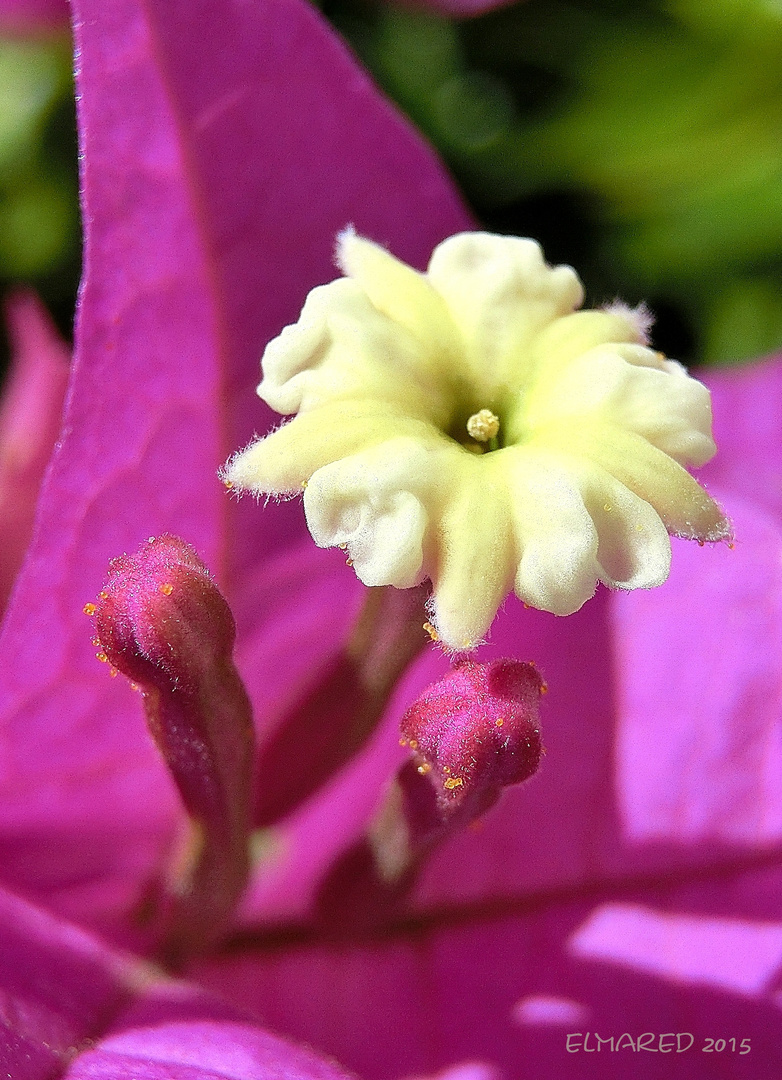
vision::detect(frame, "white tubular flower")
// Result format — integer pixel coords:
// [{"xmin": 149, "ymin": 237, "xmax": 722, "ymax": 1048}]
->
[{"xmin": 224, "ymin": 231, "xmax": 729, "ymax": 651}]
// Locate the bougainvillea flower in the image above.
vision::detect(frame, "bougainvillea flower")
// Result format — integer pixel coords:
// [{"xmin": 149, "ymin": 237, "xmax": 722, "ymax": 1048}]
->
[
  {"xmin": 226, "ymin": 230, "xmax": 726, "ymax": 649},
  {"xmin": 1, "ymin": 0, "xmax": 782, "ymax": 1077}
]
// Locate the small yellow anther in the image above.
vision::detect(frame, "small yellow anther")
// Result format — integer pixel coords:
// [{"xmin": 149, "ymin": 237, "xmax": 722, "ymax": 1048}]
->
[
  {"xmin": 466, "ymin": 408, "xmax": 500, "ymax": 443},
  {"xmin": 160, "ymin": 582, "xmax": 174, "ymax": 595},
  {"xmin": 417, "ymin": 762, "xmax": 432, "ymax": 775},
  {"xmin": 99, "ymin": 591, "xmax": 108, "ymax": 600},
  {"xmin": 495, "ymin": 718, "xmax": 504, "ymax": 727},
  {"xmin": 444, "ymin": 776, "xmax": 464, "ymax": 790},
  {"xmin": 95, "ymin": 652, "xmax": 108, "ymax": 663},
  {"xmin": 408, "ymin": 739, "xmax": 419, "ymax": 750},
  {"xmin": 423, "ymin": 621, "xmax": 440, "ymax": 642},
  {"xmin": 83, "ymin": 602, "xmax": 97, "ymax": 616}
]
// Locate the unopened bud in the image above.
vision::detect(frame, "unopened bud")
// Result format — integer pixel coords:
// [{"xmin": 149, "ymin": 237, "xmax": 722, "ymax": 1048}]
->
[
  {"xmin": 91, "ymin": 535, "xmax": 254, "ymax": 963},
  {"xmin": 315, "ymin": 658, "xmax": 545, "ymax": 931},
  {"xmin": 400, "ymin": 658, "xmax": 544, "ymax": 823},
  {"xmin": 94, "ymin": 535, "xmax": 234, "ymax": 692}
]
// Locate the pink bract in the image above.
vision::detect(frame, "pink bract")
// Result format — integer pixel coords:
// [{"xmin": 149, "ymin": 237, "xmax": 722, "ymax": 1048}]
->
[
  {"xmin": 0, "ymin": 0, "xmax": 68, "ymax": 32},
  {"xmin": 0, "ymin": 291, "xmax": 69, "ymax": 613},
  {"xmin": 0, "ymin": 0, "xmax": 780, "ymax": 1076}
]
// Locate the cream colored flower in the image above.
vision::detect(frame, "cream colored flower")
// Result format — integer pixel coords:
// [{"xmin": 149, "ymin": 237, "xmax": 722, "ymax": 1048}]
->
[{"xmin": 223, "ymin": 231, "xmax": 728, "ymax": 651}]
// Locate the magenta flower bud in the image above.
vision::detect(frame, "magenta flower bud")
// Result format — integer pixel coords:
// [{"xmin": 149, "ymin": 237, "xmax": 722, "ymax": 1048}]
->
[
  {"xmin": 89, "ymin": 535, "xmax": 254, "ymax": 963},
  {"xmin": 400, "ymin": 659, "xmax": 545, "ymax": 823},
  {"xmin": 93, "ymin": 535, "xmax": 235, "ymax": 688},
  {"xmin": 315, "ymin": 659, "xmax": 545, "ymax": 930}
]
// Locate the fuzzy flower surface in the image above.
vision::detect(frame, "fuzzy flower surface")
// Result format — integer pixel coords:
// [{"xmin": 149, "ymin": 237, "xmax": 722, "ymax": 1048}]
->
[{"xmin": 225, "ymin": 231, "xmax": 728, "ymax": 649}]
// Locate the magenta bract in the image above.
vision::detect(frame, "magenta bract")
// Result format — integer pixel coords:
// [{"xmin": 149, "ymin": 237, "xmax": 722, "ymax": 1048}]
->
[
  {"xmin": 0, "ymin": 291, "xmax": 69, "ymax": 614},
  {"xmin": 1, "ymin": 0, "xmax": 782, "ymax": 1076}
]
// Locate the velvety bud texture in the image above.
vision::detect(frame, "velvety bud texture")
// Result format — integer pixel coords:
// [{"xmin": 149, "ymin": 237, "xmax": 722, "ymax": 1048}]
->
[
  {"xmin": 92, "ymin": 534, "xmax": 236, "ymax": 691},
  {"xmin": 400, "ymin": 658, "xmax": 544, "ymax": 821},
  {"xmin": 90, "ymin": 535, "xmax": 255, "ymax": 960}
]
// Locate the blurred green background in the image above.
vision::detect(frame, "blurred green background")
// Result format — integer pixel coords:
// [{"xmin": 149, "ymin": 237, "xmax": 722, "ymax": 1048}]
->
[
  {"xmin": 2, "ymin": 0, "xmax": 782, "ymax": 380},
  {"xmin": 0, "ymin": 26, "xmax": 77, "ymax": 349}
]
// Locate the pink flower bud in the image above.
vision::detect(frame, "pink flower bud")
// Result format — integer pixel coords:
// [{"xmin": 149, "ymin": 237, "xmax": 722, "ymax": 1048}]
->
[
  {"xmin": 400, "ymin": 659, "xmax": 544, "ymax": 823},
  {"xmin": 315, "ymin": 659, "xmax": 545, "ymax": 930},
  {"xmin": 89, "ymin": 535, "xmax": 254, "ymax": 962},
  {"xmin": 93, "ymin": 535, "xmax": 235, "ymax": 694}
]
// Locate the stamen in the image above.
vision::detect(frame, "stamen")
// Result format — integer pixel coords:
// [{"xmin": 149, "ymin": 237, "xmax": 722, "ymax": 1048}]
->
[{"xmin": 466, "ymin": 408, "xmax": 500, "ymax": 443}]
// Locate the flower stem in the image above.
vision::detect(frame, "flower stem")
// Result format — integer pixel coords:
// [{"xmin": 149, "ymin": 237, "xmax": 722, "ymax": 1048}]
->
[{"xmin": 253, "ymin": 584, "xmax": 430, "ymax": 827}]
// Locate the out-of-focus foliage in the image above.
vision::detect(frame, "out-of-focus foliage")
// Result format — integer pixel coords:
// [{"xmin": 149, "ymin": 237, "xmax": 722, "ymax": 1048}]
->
[
  {"xmin": 0, "ymin": 28, "xmax": 78, "ymax": 366},
  {"xmin": 326, "ymin": 0, "xmax": 782, "ymax": 365}
]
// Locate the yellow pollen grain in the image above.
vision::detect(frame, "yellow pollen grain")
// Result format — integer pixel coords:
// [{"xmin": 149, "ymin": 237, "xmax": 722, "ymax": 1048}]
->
[
  {"xmin": 443, "ymin": 765, "xmax": 450, "ymax": 773},
  {"xmin": 495, "ymin": 718, "xmax": 504, "ymax": 727},
  {"xmin": 541, "ymin": 683, "xmax": 548, "ymax": 695},
  {"xmin": 444, "ymin": 776, "xmax": 464, "ymax": 790},
  {"xmin": 95, "ymin": 652, "xmax": 108, "ymax": 663},
  {"xmin": 346, "ymin": 557, "xmax": 354, "ymax": 567},
  {"xmin": 466, "ymin": 408, "xmax": 500, "ymax": 443},
  {"xmin": 99, "ymin": 591, "xmax": 108, "ymax": 600},
  {"xmin": 130, "ymin": 682, "xmax": 140, "ymax": 692},
  {"xmin": 399, "ymin": 737, "xmax": 408, "ymax": 747},
  {"xmin": 408, "ymin": 739, "xmax": 419, "ymax": 750},
  {"xmin": 417, "ymin": 762, "xmax": 432, "ymax": 775},
  {"xmin": 222, "ymin": 478, "xmax": 234, "ymax": 490},
  {"xmin": 109, "ymin": 667, "xmax": 118, "ymax": 678},
  {"xmin": 603, "ymin": 503, "xmax": 612, "ymax": 512},
  {"xmin": 423, "ymin": 621, "xmax": 439, "ymax": 642},
  {"xmin": 83, "ymin": 602, "xmax": 96, "ymax": 616},
  {"xmin": 160, "ymin": 582, "xmax": 174, "ymax": 595}
]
